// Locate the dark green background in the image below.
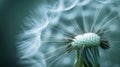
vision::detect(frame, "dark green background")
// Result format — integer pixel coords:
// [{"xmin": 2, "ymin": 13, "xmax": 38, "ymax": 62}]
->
[{"xmin": 0, "ymin": 0, "xmax": 46, "ymax": 67}]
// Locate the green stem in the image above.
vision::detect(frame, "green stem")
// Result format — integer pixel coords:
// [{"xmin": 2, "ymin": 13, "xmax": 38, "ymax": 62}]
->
[{"xmin": 74, "ymin": 50, "xmax": 84, "ymax": 67}]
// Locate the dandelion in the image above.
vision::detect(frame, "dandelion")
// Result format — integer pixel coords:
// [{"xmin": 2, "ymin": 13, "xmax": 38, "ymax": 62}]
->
[{"xmin": 17, "ymin": 0, "xmax": 120, "ymax": 67}]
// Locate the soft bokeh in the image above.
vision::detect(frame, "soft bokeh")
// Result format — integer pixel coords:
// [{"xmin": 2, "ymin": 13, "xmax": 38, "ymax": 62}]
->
[
  {"xmin": 7, "ymin": 0, "xmax": 120, "ymax": 67},
  {"xmin": 40, "ymin": 0, "xmax": 120, "ymax": 67}
]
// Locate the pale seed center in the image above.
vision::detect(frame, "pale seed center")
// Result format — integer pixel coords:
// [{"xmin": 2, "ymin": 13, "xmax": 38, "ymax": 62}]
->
[{"xmin": 72, "ymin": 33, "xmax": 100, "ymax": 48}]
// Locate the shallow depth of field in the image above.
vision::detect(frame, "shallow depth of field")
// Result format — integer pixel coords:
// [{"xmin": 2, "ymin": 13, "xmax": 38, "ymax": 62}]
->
[{"xmin": 14, "ymin": 0, "xmax": 120, "ymax": 67}]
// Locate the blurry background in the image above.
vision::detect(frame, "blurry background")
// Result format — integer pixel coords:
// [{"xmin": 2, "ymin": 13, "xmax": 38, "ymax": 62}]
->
[
  {"xmin": 0, "ymin": 0, "xmax": 46, "ymax": 67},
  {"xmin": 0, "ymin": 0, "xmax": 120, "ymax": 67}
]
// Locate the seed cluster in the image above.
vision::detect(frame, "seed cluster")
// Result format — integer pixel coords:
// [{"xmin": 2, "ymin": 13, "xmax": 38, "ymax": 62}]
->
[{"xmin": 72, "ymin": 33, "xmax": 100, "ymax": 48}]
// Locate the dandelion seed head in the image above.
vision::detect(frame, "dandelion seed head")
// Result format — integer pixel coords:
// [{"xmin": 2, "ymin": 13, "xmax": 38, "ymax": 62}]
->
[
  {"xmin": 72, "ymin": 33, "xmax": 100, "ymax": 48},
  {"xmin": 17, "ymin": 0, "xmax": 120, "ymax": 67}
]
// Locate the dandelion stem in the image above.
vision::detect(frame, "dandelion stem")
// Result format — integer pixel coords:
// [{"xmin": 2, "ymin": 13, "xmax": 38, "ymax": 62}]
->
[{"xmin": 74, "ymin": 50, "xmax": 84, "ymax": 67}]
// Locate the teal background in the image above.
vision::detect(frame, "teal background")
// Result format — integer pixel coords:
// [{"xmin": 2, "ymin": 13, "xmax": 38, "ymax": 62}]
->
[
  {"xmin": 0, "ymin": 0, "xmax": 43, "ymax": 67},
  {"xmin": 0, "ymin": 0, "xmax": 120, "ymax": 67}
]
